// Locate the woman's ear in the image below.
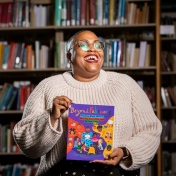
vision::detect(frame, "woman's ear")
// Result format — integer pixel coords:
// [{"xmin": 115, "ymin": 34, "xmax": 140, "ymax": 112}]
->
[{"xmin": 67, "ymin": 51, "xmax": 72, "ymax": 63}]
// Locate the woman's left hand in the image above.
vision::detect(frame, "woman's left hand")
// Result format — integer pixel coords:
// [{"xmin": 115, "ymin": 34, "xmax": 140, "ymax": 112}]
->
[{"xmin": 93, "ymin": 148, "xmax": 124, "ymax": 165}]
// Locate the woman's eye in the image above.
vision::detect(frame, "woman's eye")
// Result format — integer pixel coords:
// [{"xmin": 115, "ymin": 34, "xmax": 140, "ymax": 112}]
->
[
  {"xmin": 80, "ymin": 44, "xmax": 89, "ymax": 50},
  {"xmin": 95, "ymin": 44, "xmax": 101, "ymax": 48},
  {"xmin": 95, "ymin": 43, "xmax": 102, "ymax": 49}
]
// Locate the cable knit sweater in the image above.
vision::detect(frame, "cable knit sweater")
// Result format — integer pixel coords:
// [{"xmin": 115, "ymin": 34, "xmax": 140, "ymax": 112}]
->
[{"xmin": 13, "ymin": 70, "xmax": 162, "ymax": 176}]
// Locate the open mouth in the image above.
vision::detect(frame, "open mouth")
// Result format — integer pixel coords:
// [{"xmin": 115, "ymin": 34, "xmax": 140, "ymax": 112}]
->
[{"xmin": 84, "ymin": 55, "xmax": 98, "ymax": 61}]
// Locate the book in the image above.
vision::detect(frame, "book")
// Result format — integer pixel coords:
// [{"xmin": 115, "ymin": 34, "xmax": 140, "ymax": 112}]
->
[
  {"xmin": 120, "ymin": 0, "xmax": 126, "ymax": 24},
  {"xmin": 167, "ymin": 86, "xmax": 176, "ymax": 106},
  {"xmin": 0, "ymin": 84, "xmax": 11, "ymax": 110},
  {"xmin": 66, "ymin": 0, "xmax": 71, "ymax": 26},
  {"xmin": 75, "ymin": 0, "xmax": 80, "ymax": 25},
  {"xmin": 161, "ymin": 87, "xmax": 168, "ymax": 107},
  {"xmin": 103, "ymin": 0, "xmax": 109, "ymax": 25},
  {"xmin": 96, "ymin": 0, "xmax": 103, "ymax": 25},
  {"xmin": 144, "ymin": 44, "xmax": 151, "ymax": 67},
  {"xmin": 0, "ymin": 84, "xmax": 15, "ymax": 110},
  {"xmin": 71, "ymin": 0, "xmax": 76, "ymax": 26},
  {"xmin": 6, "ymin": 87, "xmax": 18, "ymax": 110},
  {"xmin": 89, "ymin": 0, "xmax": 95, "ymax": 25},
  {"xmin": 7, "ymin": 42, "xmax": 18, "ymax": 69},
  {"xmin": 2, "ymin": 44, "xmax": 10, "ymax": 69},
  {"xmin": 80, "ymin": 0, "xmax": 86, "ymax": 25},
  {"xmin": 6, "ymin": 2, "xmax": 13, "ymax": 27},
  {"xmin": 0, "ymin": 42, "xmax": 4, "ymax": 68},
  {"xmin": 14, "ymin": 42, "xmax": 25, "ymax": 69},
  {"xmin": 14, "ymin": 43, "xmax": 22, "ymax": 68},
  {"xmin": 61, "ymin": 0, "xmax": 67, "ymax": 26},
  {"xmin": 66, "ymin": 103, "xmax": 115, "ymax": 161},
  {"xmin": 55, "ymin": 0, "xmax": 62, "ymax": 26},
  {"xmin": 109, "ymin": 0, "xmax": 114, "ymax": 25},
  {"xmin": 138, "ymin": 41, "xmax": 147, "ymax": 67},
  {"xmin": 26, "ymin": 44, "xmax": 33, "ymax": 69}
]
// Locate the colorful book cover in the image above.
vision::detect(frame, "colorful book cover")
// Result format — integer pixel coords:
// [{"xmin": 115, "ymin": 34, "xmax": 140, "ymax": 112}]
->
[{"xmin": 66, "ymin": 103, "xmax": 115, "ymax": 161}]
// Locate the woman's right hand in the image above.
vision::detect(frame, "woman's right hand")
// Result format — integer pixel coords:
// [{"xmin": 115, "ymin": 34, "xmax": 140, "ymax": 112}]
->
[{"xmin": 50, "ymin": 95, "xmax": 72, "ymax": 127}]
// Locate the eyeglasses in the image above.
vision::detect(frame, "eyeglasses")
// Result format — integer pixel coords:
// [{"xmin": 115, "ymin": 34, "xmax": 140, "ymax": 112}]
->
[{"xmin": 69, "ymin": 40, "xmax": 105, "ymax": 52}]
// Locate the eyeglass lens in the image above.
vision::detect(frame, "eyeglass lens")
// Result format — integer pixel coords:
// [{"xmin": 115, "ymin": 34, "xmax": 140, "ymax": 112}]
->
[{"xmin": 78, "ymin": 41, "xmax": 104, "ymax": 51}]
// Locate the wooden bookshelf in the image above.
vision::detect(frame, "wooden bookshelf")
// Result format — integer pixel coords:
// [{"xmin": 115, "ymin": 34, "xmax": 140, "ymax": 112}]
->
[
  {"xmin": 0, "ymin": 0, "xmax": 163, "ymax": 175},
  {"xmin": 160, "ymin": 0, "xmax": 176, "ymax": 175}
]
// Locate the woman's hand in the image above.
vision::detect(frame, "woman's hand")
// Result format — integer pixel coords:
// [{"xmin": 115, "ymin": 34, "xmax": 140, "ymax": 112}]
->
[
  {"xmin": 50, "ymin": 95, "xmax": 72, "ymax": 127},
  {"xmin": 93, "ymin": 147, "xmax": 125, "ymax": 165}
]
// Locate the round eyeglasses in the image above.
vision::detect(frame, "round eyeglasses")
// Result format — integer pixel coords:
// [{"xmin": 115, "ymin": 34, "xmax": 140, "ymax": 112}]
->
[{"xmin": 69, "ymin": 40, "xmax": 105, "ymax": 52}]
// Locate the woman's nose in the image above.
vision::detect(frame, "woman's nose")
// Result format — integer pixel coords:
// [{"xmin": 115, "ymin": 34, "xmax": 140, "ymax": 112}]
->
[{"xmin": 88, "ymin": 43, "xmax": 96, "ymax": 51}]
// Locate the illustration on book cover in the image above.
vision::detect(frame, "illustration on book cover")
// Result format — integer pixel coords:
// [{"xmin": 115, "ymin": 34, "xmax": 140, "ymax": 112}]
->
[{"xmin": 66, "ymin": 103, "xmax": 115, "ymax": 161}]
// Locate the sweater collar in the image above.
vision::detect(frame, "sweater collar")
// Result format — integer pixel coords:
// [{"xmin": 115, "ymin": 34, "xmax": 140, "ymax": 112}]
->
[{"xmin": 63, "ymin": 69, "xmax": 107, "ymax": 90}]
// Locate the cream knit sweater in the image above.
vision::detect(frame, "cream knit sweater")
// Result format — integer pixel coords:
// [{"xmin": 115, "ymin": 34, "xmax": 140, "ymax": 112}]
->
[{"xmin": 13, "ymin": 70, "xmax": 162, "ymax": 176}]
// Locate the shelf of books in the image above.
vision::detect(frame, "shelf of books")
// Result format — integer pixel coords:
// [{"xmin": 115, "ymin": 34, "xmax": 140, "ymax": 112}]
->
[
  {"xmin": 0, "ymin": 0, "xmax": 161, "ymax": 175},
  {"xmin": 160, "ymin": 0, "xmax": 176, "ymax": 175}
]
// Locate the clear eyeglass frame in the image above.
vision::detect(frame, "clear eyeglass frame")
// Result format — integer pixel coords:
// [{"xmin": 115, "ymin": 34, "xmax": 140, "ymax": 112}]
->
[{"xmin": 69, "ymin": 40, "xmax": 106, "ymax": 52}]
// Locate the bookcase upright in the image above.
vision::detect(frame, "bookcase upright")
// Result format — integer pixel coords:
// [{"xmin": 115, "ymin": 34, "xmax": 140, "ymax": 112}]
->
[{"xmin": 0, "ymin": 0, "xmax": 165, "ymax": 175}]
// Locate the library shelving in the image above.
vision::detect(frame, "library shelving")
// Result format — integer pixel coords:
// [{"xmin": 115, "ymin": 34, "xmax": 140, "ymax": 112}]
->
[
  {"xmin": 160, "ymin": 0, "xmax": 176, "ymax": 175},
  {"xmin": 0, "ymin": 0, "xmax": 162, "ymax": 175}
]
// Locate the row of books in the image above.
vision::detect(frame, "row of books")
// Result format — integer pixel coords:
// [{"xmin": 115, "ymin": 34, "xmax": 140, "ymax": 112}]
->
[
  {"xmin": 55, "ymin": 0, "xmax": 150, "ymax": 26},
  {"xmin": 0, "ymin": 41, "xmax": 51, "ymax": 70},
  {"xmin": 0, "ymin": 163, "xmax": 39, "ymax": 176},
  {"xmin": 0, "ymin": 33, "xmax": 155, "ymax": 70},
  {"xmin": 162, "ymin": 119, "xmax": 176, "ymax": 142},
  {"xmin": 0, "ymin": 0, "xmax": 53, "ymax": 28},
  {"xmin": 161, "ymin": 86, "xmax": 176, "ymax": 107},
  {"xmin": 0, "ymin": 81, "xmax": 35, "ymax": 111},
  {"xmin": 0, "ymin": 121, "xmax": 19, "ymax": 153},
  {"xmin": 161, "ymin": 51, "xmax": 176, "ymax": 72},
  {"xmin": 0, "ymin": 1, "xmax": 29, "ymax": 28},
  {"xmin": 56, "ymin": 39, "xmax": 153, "ymax": 69},
  {"xmin": 30, "ymin": 3, "xmax": 53, "ymax": 27},
  {"xmin": 162, "ymin": 151, "xmax": 176, "ymax": 175},
  {"xmin": 55, "ymin": 0, "xmax": 126, "ymax": 26},
  {"xmin": 0, "ymin": 0, "xmax": 151, "ymax": 28}
]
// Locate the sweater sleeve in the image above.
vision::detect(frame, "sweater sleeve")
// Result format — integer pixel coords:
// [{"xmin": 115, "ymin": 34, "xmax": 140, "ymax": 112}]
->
[
  {"xmin": 13, "ymin": 80, "xmax": 63, "ymax": 159},
  {"xmin": 119, "ymin": 76, "xmax": 162, "ymax": 170}
]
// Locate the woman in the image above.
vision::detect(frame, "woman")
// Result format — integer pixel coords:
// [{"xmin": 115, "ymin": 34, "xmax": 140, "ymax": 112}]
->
[{"xmin": 13, "ymin": 30, "xmax": 162, "ymax": 176}]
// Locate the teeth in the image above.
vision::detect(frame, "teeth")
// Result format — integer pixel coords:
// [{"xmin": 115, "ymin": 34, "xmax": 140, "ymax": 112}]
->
[{"xmin": 85, "ymin": 56, "xmax": 98, "ymax": 60}]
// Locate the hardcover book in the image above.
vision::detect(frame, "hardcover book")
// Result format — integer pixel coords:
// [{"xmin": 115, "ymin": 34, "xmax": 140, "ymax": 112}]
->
[{"xmin": 66, "ymin": 103, "xmax": 115, "ymax": 161}]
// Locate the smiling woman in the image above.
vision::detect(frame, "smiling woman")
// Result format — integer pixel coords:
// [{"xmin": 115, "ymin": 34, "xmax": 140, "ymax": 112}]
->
[
  {"xmin": 66, "ymin": 30, "xmax": 105, "ymax": 81},
  {"xmin": 13, "ymin": 30, "xmax": 162, "ymax": 176}
]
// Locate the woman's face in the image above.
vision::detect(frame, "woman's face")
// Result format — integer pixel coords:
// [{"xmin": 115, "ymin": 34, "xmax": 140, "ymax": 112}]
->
[{"xmin": 69, "ymin": 31, "xmax": 104, "ymax": 81}]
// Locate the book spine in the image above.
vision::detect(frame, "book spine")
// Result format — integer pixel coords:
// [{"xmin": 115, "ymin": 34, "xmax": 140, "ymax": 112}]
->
[
  {"xmin": 66, "ymin": 0, "xmax": 71, "ymax": 26},
  {"xmin": 76, "ymin": 0, "xmax": 80, "ymax": 25},
  {"xmin": 89, "ymin": 0, "xmax": 95, "ymax": 25},
  {"xmin": 55, "ymin": 0, "xmax": 61, "ymax": 26},
  {"xmin": 120, "ymin": 0, "xmax": 126, "ymax": 24},
  {"xmin": 138, "ymin": 41, "xmax": 147, "ymax": 67},
  {"xmin": 2, "ymin": 44, "xmax": 9, "ymax": 69},
  {"xmin": 71, "ymin": 0, "xmax": 76, "ymax": 26},
  {"xmin": 109, "ymin": 0, "xmax": 114, "ymax": 25},
  {"xmin": 96, "ymin": 0, "xmax": 103, "ymax": 25},
  {"xmin": 103, "ymin": 0, "xmax": 109, "ymax": 25},
  {"xmin": 80, "ymin": 0, "xmax": 86, "ymax": 25},
  {"xmin": 35, "ymin": 41, "xmax": 40, "ymax": 69}
]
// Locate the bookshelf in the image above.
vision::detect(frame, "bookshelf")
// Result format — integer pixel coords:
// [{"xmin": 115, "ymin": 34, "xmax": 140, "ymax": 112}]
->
[
  {"xmin": 0, "ymin": 0, "xmax": 163, "ymax": 175},
  {"xmin": 160, "ymin": 0, "xmax": 176, "ymax": 175}
]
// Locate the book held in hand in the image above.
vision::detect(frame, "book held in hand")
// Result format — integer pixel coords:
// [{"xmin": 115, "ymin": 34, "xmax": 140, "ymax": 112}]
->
[{"xmin": 66, "ymin": 103, "xmax": 115, "ymax": 161}]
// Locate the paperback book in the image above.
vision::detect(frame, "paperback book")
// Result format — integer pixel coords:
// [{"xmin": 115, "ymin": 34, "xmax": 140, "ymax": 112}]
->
[{"xmin": 66, "ymin": 103, "xmax": 115, "ymax": 161}]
